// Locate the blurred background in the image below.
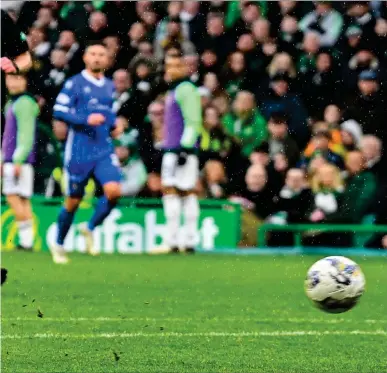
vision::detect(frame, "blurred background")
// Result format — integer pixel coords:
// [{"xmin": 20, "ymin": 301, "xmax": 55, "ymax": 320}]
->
[{"xmin": 1, "ymin": 0, "xmax": 387, "ymax": 249}]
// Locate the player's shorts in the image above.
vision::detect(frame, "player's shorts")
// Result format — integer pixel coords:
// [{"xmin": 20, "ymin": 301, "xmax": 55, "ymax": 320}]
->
[
  {"xmin": 2, "ymin": 163, "xmax": 34, "ymax": 198},
  {"xmin": 65, "ymin": 154, "xmax": 121, "ymax": 197},
  {"xmin": 161, "ymin": 152, "xmax": 199, "ymax": 191}
]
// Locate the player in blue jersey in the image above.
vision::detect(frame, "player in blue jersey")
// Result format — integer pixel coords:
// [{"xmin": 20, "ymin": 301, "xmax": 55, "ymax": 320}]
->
[{"xmin": 51, "ymin": 41, "xmax": 124, "ymax": 264}]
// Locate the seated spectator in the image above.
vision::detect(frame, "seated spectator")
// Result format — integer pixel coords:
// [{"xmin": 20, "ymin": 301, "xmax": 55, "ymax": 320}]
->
[
  {"xmin": 345, "ymin": 1, "xmax": 377, "ymax": 48},
  {"xmin": 360, "ymin": 135, "xmax": 385, "ymax": 182},
  {"xmin": 112, "ymin": 69, "xmax": 134, "ymax": 122},
  {"xmin": 127, "ymin": 22, "xmax": 148, "ymax": 60},
  {"xmin": 201, "ymin": 160, "xmax": 228, "ymax": 199},
  {"xmin": 327, "ymin": 151, "xmax": 377, "ymax": 224},
  {"xmin": 200, "ymin": 48, "xmax": 220, "ymax": 74},
  {"xmin": 267, "ymin": 112, "xmax": 299, "ymax": 167},
  {"xmin": 323, "ymin": 104, "xmax": 342, "ymax": 129},
  {"xmin": 33, "ymin": 6, "xmax": 59, "ymax": 43},
  {"xmin": 269, "ymin": 168, "xmax": 312, "ymax": 225},
  {"xmin": 200, "ymin": 105, "xmax": 238, "ymax": 163},
  {"xmin": 154, "ymin": 17, "xmax": 195, "ymax": 61},
  {"xmin": 340, "ymin": 119, "xmax": 363, "ymax": 152},
  {"xmin": 220, "ymin": 51, "xmax": 250, "ymax": 99},
  {"xmin": 298, "ymin": 1, "xmax": 343, "ymax": 47},
  {"xmin": 260, "ymin": 72, "xmax": 309, "ymax": 147},
  {"xmin": 238, "ymin": 163, "xmax": 276, "ymax": 220},
  {"xmin": 55, "ymin": 30, "xmax": 83, "ymax": 75},
  {"xmin": 304, "ymin": 121, "xmax": 344, "ymax": 158},
  {"xmin": 279, "ymin": 14, "xmax": 304, "ymax": 55},
  {"xmin": 140, "ymin": 100, "xmax": 164, "ymax": 174},
  {"xmin": 308, "ymin": 163, "xmax": 344, "ymax": 223},
  {"xmin": 300, "ymin": 130, "xmax": 345, "ymax": 169},
  {"xmin": 222, "ymin": 91, "xmax": 267, "ymax": 158},
  {"xmin": 79, "ymin": 11, "xmax": 111, "ymax": 45},
  {"xmin": 297, "ymin": 31, "xmax": 320, "ymax": 75},
  {"xmin": 343, "ymin": 70, "xmax": 385, "ymax": 143},
  {"xmin": 202, "ymin": 12, "xmax": 234, "ymax": 63},
  {"xmin": 184, "ymin": 53, "xmax": 202, "ymax": 85},
  {"xmin": 114, "ymin": 130, "xmax": 148, "ymax": 197},
  {"xmin": 301, "ymin": 50, "xmax": 340, "ymax": 117}
]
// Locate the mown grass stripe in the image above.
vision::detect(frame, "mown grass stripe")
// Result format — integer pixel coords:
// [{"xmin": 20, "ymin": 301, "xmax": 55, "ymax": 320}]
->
[
  {"xmin": 2, "ymin": 317, "xmax": 387, "ymax": 324},
  {"xmin": 2, "ymin": 330, "xmax": 387, "ymax": 339}
]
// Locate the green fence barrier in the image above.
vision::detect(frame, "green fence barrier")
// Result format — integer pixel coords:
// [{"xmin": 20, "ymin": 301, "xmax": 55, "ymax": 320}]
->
[
  {"xmin": 1, "ymin": 197, "xmax": 241, "ymax": 253},
  {"xmin": 258, "ymin": 223, "xmax": 387, "ymax": 248}
]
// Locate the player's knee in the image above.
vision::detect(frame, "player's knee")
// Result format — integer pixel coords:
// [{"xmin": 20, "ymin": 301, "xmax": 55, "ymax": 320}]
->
[
  {"xmin": 65, "ymin": 197, "xmax": 82, "ymax": 212},
  {"xmin": 104, "ymin": 183, "xmax": 121, "ymax": 201}
]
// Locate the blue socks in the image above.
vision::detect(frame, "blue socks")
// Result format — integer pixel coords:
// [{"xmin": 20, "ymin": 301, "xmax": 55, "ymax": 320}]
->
[
  {"xmin": 56, "ymin": 198, "xmax": 116, "ymax": 245},
  {"xmin": 56, "ymin": 208, "xmax": 75, "ymax": 245},
  {"xmin": 88, "ymin": 196, "xmax": 117, "ymax": 231}
]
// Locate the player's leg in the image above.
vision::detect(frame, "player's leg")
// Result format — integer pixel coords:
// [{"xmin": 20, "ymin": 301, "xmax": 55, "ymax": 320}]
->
[
  {"xmin": 84, "ymin": 155, "xmax": 121, "ymax": 255},
  {"xmin": 2, "ymin": 163, "xmax": 34, "ymax": 250},
  {"xmin": 161, "ymin": 152, "xmax": 181, "ymax": 252},
  {"xmin": 52, "ymin": 168, "xmax": 89, "ymax": 264},
  {"xmin": 177, "ymin": 154, "xmax": 200, "ymax": 253}
]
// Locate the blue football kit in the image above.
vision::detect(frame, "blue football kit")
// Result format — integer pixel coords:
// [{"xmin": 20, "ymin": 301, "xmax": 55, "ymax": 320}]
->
[{"xmin": 53, "ymin": 69, "xmax": 121, "ymax": 197}]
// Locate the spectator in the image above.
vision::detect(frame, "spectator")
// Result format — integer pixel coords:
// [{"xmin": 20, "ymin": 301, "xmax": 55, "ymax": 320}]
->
[
  {"xmin": 323, "ymin": 104, "xmax": 342, "ymax": 128},
  {"xmin": 222, "ymin": 91, "xmax": 267, "ymax": 158},
  {"xmin": 260, "ymin": 72, "xmax": 309, "ymax": 147},
  {"xmin": 267, "ymin": 168, "xmax": 313, "ymax": 246},
  {"xmin": 340, "ymin": 119, "xmax": 363, "ymax": 152},
  {"xmin": 308, "ymin": 163, "xmax": 344, "ymax": 222},
  {"xmin": 55, "ymin": 30, "xmax": 83, "ymax": 75},
  {"xmin": 300, "ymin": 130, "xmax": 345, "ymax": 169},
  {"xmin": 304, "ymin": 121, "xmax": 345, "ymax": 159},
  {"xmin": 301, "ymin": 50, "xmax": 340, "ymax": 117},
  {"xmin": 298, "ymin": 1, "xmax": 343, "ymax": 47},
  {"xmin": 41, "ymin": 48, "xmax": 69, "ymax": 111},
  {"xmin": 79, "ymin": 11, "xmax": 110, "ymax": 44},
  {"xmin": 103, "ymin": 35, "xmax": 130, "ymax": 76},
  {"xmin": 154, "ymin": 17, "xmax": 195, "ymax": 61},
  {"xmin": 180, "ymin": 1, "xmax": 206, "ymax": 47},
  {"xmin": 360, "ymin": 135, "xmax": 384, "ymax": 182},
  {"xmin": 270, "ymin": 168, "xmax": 312, "ymax": 224},
  {"xmin": 345, "ymin": 1, "xmax": 377, "ymax": 48},
  {"xmin": 267, "ymin": 112, "xmax": 300, "ymax": 167},
  {"xmin": 127, "ymin": 22, "xmax": 147, "ymax": 60},
  {"xmin": 297, "ymin": 31, "xmax": 321, "ymax": 74},
  {"xmin": 33, "ymin": 6, "xmax": 59, "ymax": 43},
  {"xmin": 201, "ymin": 160, "xmax": 228, "ymax": 199},
  {"xmin": 141, "ymin": 100, "xmax": 164, "ymax": 174},
  {"xmin": 344, "ymin": 70, "xmax": 385, "ymax": 143},
  {"xmin": 252, "ymin": 18, "xmax": 271, "ymax": 44},
  {"xmin": 240, "ymin": 163, "xmax": 276, "ymax": 220},
  {"xmin": 112, "ymin": 69, "xmax": 133, "ymax": 122},
  {"xmin": 328, "ymin": 151, "xmax": 377, "ymax": 224},
  {"xmin": 114, "ymin": 130, "xmax": 148, "ymax": 197},
  {"xmin": 203, "ymin": 13, "xmax": 234, "ymax": 63},
  {"xmin": 220, "ymin": 51, "xmax": 249, "ymax": 99},
  {"xmin": 184, "ymin": 53, "xmax": 201, "ymax": 85}
]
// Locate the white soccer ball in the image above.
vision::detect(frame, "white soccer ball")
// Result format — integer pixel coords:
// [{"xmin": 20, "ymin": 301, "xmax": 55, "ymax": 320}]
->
[{"xmin": 305, "ymin": 256, "xmax": 365, "ymax": 313}]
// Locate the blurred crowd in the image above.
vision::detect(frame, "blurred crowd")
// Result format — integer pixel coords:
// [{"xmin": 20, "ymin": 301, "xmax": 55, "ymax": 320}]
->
[{"xmin": 3, "ymin": 1, "xmax": 387, "ymax": 246}]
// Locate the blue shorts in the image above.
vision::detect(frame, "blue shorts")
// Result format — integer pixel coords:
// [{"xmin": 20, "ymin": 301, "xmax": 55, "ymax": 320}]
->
[{"xmin": 65, "ymin": 154, "xmax": 121, "ymax": 197}]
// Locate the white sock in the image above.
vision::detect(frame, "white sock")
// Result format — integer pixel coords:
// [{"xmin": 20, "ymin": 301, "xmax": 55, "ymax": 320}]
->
[
  {"xmin": 17, "ymin": 220, "xmax": 34, "ymax": 248},
  {"xmin": 182, "ymin": 195, "xmax": 200, "ymax": 248},
  {"xmin": 162, "ymin": 194, "xmax": 182, "ymax": 248}
]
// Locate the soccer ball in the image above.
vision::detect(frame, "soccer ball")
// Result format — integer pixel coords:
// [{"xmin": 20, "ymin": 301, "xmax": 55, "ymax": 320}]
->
[{"xmin": 305, "ymin": 256, "xmax": 365, "ymax": 313}]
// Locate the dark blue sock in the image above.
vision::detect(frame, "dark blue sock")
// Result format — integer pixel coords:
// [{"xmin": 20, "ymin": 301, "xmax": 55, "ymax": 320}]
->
[
  {"xmin": 56, "ymin": 208, "xmax": 76, "ymax": 245},
  {"xmin": 88, "ymin": 196, "xmax": 117, "ymax": 231}
]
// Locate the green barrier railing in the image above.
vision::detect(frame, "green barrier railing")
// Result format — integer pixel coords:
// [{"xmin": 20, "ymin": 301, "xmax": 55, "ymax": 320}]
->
[{"xmin": 258, "ymin": 224, "xmax": 387, "ymax": 248}]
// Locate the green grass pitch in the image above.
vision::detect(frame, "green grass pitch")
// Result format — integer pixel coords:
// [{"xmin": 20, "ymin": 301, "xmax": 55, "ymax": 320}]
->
[{"xmin": 1, "ymin": 252, "xmax": 386, "ymax": 373}]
